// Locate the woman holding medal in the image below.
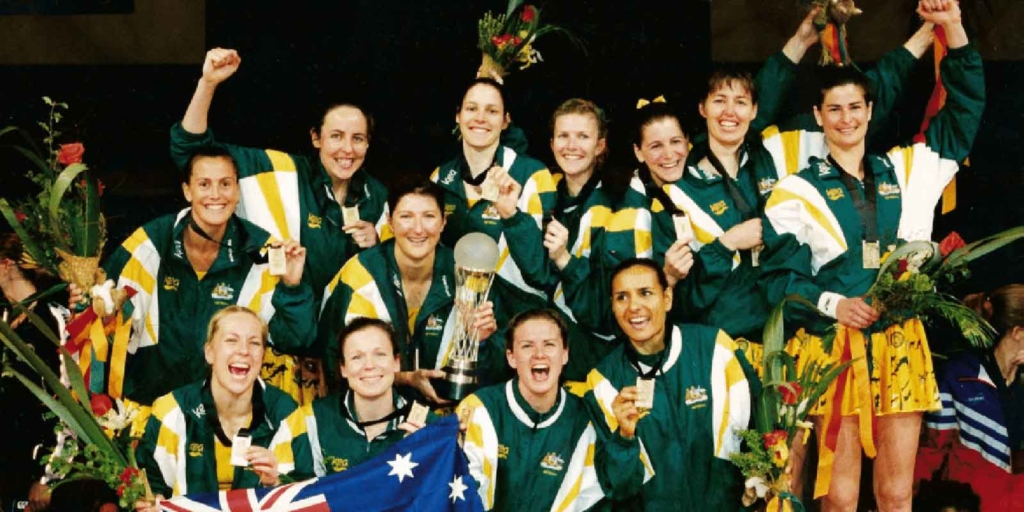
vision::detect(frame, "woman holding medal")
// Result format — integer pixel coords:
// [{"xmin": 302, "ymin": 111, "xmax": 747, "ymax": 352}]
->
[
  {"xmin": 458, "ymin": 309, "xmax": 651, "ymax": 511},
  {"xmin": 171, "ymin": 48, "xmax": 390, "ymax": 305},
  {"xmin": 758, "ymin": 1, "xmax": 984, "ymax": 509},
  {"xmin": 75, "ymin": 148, "xmax": 316, "ymax": 407},
  {"xmin": 269, "ymin": 318, "xmax": 432, "ymax": 481},
  {"xmin": 317, "ymin": 179, "xmax": 499, "ymax": 404},
  {"xmin": 135, "ymin": 306, "xmax": 296, "ymax": 504},
  {"xmin": 583, "ymin": 258, "xmax": 751, "ymax": 510},
  {"xmin": 430, "ymin": 77, "xmax": 556, "ymax": 326}
]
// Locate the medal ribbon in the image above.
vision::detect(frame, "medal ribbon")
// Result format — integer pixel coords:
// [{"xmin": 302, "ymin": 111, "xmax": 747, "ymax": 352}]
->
[
  {"xmin": 828, "ymin": 156, "xmax": 878, "ymax": 244},
  {"xmin": 202, "ymin": 379, "xmax": 267, "ymax": 446},
  {"xmin": 341, "ymin": 391, "xmax": 411, "ymax": 429},
  {"xmin": 706, "ymin": 148, "xmax": 760, "ymax": 263},
  {"xmin": 638, "ymin": 167, "xmax": 682, "ymax": 216}
]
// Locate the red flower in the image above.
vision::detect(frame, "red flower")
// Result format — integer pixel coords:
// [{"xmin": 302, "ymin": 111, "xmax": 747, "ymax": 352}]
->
[
  {"xmin": 90, "ymin": 393, "xmax": 113, "ymax": 416},
  {"xmin": 491, "ymin": 34, "xmax": 514, "ymax": 48},
  {"xmin": 897, "ymin": 258, "xmax": 909, "ymax": 275},
  {"xmin": 97, "ymin": 180, "xmax": 105, "ymax": 197},
  {"xmin": 780, "ymin": 382, "xmax": 802, "ymax": 405},
  {"xmin": 116, "ymin": 484, "xmax": 125, "ymax": 497},
  {"xmin": 513, "ymin": 36, "xmax": 523, "ymax": 46},
  {"xmin": 14, "ymin": 210, "xmax": 26, "ymax": 223},
  {"xmin": 939, "ymin": 231, "xmax": 967, "ymax": 257},
  {"xmin": 763, "ymin": 430, "xmax": 788, "ymax": 449},
  {"xmin": 119, "ymin": 466, "xmax": 139, "ymax": 485},
  {"xmin": 521, "ymin": 5, "xmax": 536, "ymax": 22},
  {"xmin": 58, "ymin": 142, "xmax": 85, "ymax": 165}
]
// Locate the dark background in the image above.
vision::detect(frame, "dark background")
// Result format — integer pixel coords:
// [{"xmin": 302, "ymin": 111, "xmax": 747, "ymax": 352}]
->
[{"xmin": 1, "ymin": 0, "xmax": 1021, "ymax": 294}]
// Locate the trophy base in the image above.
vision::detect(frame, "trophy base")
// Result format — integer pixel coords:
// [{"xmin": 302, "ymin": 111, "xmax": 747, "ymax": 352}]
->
[{"xmin": 440, "ymin": 358, "xmax": 478, "ymax": 401}]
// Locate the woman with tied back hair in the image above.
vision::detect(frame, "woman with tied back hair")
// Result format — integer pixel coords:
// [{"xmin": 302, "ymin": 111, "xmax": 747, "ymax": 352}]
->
[
  {"xmin": 915, "ymin": 285, "xmax": 1024, "ymax": 511},
  {"xmin": 135, "ymin": 306, "xmax": 296, "ymax": 506},
  {"xmin": 0, "ymin": 233, "xmax": 66, "ymax": 512},
  {"xmin": 171, "ymin": 48, "xmax": 391, "ymax": 305},
  {"xmin": 431, "ymin": 77, "xmax": 556, "ymax": 328}
]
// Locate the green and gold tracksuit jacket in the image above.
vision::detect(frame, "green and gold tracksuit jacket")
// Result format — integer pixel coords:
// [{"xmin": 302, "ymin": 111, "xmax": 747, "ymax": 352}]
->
[
  {"xmin": 270, "ymin": 391, "xmax": 434, "ymax": 480},
  {"xmin": 583, "ymin": 324, "xmax": 750, "ymax": 511},
  {"xmin": 759, "ymin": 44, "xmax": 985, "ymax": 334},
  {"xmin": 663, "ymin": 46, "xmax": 922, "ymax": 341},
  {"xmin": 170, "ymin": 123, "xmax": 391, "ymax": 304},
  {"xmin": 430, "ymin": 145, "xmax": 556, "ymax": 326},
  {"xmin": 105, "ymin": 210, "xmax": 316, "ymax": 405},
  {"xmin": 137, "ymin": 379, "xmax": 297, "ymax": 497},
  {"xmin": 458, "ymin": 379, "xmax": 653, "ymax": 511},
  {"xmin": 317, "ymin": 239, "xmax": 505, "ymax": 389}
]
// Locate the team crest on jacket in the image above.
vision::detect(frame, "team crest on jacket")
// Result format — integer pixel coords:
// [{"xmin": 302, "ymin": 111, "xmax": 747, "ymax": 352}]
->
[
  {"xmin": 498, "ymin": 444, "xmax": 509, "ymax": 460},
  {"xmin": 188, "ymin": 442, "xmax": 203, "ymax": 458},
  {"xmin": 211, "ymin": 283, "xmax": 235, "ymax": 301},
  {"xmin": 482, "ymin": 204, "xmax": 501, "ymax": 220},
  {"xmin": 307, "ymin": 213, "xmax": 323, "ymax": 229},
  {"xmin": 877, "ymin": 182, "xmax": 901, "ymax": 198},
  {"xmin": 164, "ymin": 276, "xmax": 180, "ymax": 291},
  {"xmin": 826, "ymin": 188, "xmax": 845, "ymax": 201},
  {"xmin": 758, "ymin": 177, "xmax": 777, "ymax": 195},
  {"xmin": 710, "ymin": 200, "xmax": 728, "ymax": 216},
  {"xmin": 540, "ymin": 452, "xmax": 565, "ymax": 474},
  {"xmin": 684, "ymin": 385, "xmax": 709, "ymax": 407},
  {"xmin": 817, "ymin": 161, "xmax": 832, "ymax": 175},
  {"xmin": 425, "ymin": 314, "xmax": 444, "ymax": 332},
  {"xmin": 441, "ymin": 168, "xmax": 458, "ymax": 185}
]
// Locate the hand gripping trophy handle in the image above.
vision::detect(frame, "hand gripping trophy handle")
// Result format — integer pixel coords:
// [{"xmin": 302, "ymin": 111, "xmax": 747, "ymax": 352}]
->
[{"xmin": 441, "ymin": 233, "xmax": 500, "ymax": 400}]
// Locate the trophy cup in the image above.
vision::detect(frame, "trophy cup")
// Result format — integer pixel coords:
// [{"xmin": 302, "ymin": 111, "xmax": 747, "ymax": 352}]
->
[{"xmin": 440, "ymin": 232, "xmax": 500, "ymax": 400}]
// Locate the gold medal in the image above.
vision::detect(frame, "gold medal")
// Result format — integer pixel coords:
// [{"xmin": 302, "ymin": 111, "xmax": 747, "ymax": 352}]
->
[
  {"xmin": 863, "ymin": 240, "xmax": 881, "ymax": 269},
  {"xmin": 407, "ymin": 401, "xmax": 430, "ymax": 428},
  {"xmin": 342, "ymin": 205, "xmax": 361, "ymax": 227},
  {"xmin": 672, "ymin": 212, "xmax": 694, "ymax": 243},
  {"xmin": 268, "ymin": 245, "xmax": 287, "ymax": 276},
  {"xmin": 751, "ymin": 245, "xmax": 763, "ymax": 267},
  {"xmin": 635, "ymin": 377, "xmax": 655, "ymax": 413}
]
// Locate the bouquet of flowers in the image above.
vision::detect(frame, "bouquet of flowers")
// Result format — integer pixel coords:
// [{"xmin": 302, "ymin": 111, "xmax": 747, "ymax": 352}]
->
[
  {"xmin": 863, "ymin": 228, "xmax": 1024, "ymax": 350},
  {"xmin": 476, "ymin": 1, "xmax": 583, "ymax": 79},
  {"xmin": 731, "ymin": 298, "xmax": 852, "ymax": 511},
  {"xmin": 801, "ymin": 0, "xmax": 862, "ymax": 66},
  {"xmin": 0, "ymin": 307, "xmax": 153, "ymax": 509},
  {"xmin": 0, "ymin": 97, "xmax": 106, "ymax": 291}
]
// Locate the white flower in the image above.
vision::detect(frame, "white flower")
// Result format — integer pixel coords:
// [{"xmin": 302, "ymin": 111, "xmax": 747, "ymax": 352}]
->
[
  {"xmin": 745, "ymin": 477, "xmax": 770, "ymax": 498},
  {"xmin": 796, "ymin": 399, "xmax": 809, "ymax": 416},
  {"xmin": 98, "ymin": 398, "xmax": 137, "ymax": 433}
]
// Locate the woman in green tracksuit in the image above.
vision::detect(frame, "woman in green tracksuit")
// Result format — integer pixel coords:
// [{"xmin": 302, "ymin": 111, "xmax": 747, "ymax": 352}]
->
[
  {"xmin": 458, "ymin": 309, "xmax": 651, "ymax": 511},
  {"xmin": 136, "ymin": 306, "xmax": 297, "ymax": 501},
  {"xmin": 583, "ymin": 259, "xmax": 750, "ymax": 511},
  {"xmin": 317, "ymin": 179, "xmax": 499, "ymax": 404},
  {"xmin": 431, "ymin": 77, "xmax": 556, "ymax": 328},
  {"xmin": 269, "ymin": 318, "xmax": 433, "ymax": 481},
  {"xmin": 758, "ymin": 2, "xmax": 984, "ymax": 508},
  {"xmin": 171, "ymin": 48, "xmax": 390, "ymax": 305},
  {"xmin": 662, "ymin": 15, "xmax": 937, "ymax": 347},
  {"xmin": 102, "ymin": 148, "xmax": 315, "ymax": 406}
]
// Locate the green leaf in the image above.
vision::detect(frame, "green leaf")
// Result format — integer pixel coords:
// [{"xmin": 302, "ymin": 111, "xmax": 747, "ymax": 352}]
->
[
  {"xmin": 505, "ymin": 0, "xmax": 524, "ymax": 18},
  {"xmin": 82, "ymin": 173, "xmax": 102, "ymax": 256},
  {"xmin": 945, "ymin": 226, "xmax": 1024, "ymax": 267},
  {"xmin": 48, "ymin": 162, "xmax": 90, "ymax": 255},
  {"xmin": 0, "ymin": 199, "xmax": 58, "ymax": 275},
  {"xmin": 2, "ymin": 366, "xmax": 94, "ymax": 447}
]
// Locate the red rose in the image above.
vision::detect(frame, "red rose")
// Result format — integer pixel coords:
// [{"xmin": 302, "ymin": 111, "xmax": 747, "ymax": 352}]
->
[
  {"xmin": 897, "ymin": 258, "xmax": 909, "ymax": 275},
  {"xmin": 90, "ymin": 393, "xmax": 113, "ymax": 416},
  {"xmin": 119, "ymin": 466, "xmax": 139, "ymax": 485},
  {"xmin": 521, "ymin": 5, "xmax": 536, "ymax": 22},
  {"xmin": 58, "ymin": 142, "xmax": 85, "ymax": 165},
  {"xmin": 513, "ymin": 36, "xmax": 523, "ymax": 46},
  {"xmin": 780, "ymin": 382, "xmax": 802, "ymax": 405},
  {"xmin": 14, "ymin": 210, "xmax": 26, "ymax": 223},
  {"xmin": 116, "ymin": 484, "xmax": 125, "ymax": 497},
  {"xmin": 97, "ymin": 180, "xmax": 105, "ymax": 197},
  {"xmin": 763, "ymin": 430, "xmax": 788, "ymax": 449},
  {"xmin": 939, "ymin": 231, "xmax": 967, "ymax": 257}
]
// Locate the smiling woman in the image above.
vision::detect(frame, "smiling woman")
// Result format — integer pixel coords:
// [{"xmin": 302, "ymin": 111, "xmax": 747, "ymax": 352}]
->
[{"xmin": 134, "ymin": 307, "xmax": 298, "ymax": 504}]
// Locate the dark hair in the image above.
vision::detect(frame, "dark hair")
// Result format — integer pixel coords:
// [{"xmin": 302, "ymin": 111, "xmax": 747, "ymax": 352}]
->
[
  {"xmin": 610, "ymin": 257, "xmax": 669, "ymax": 292},
  {"xmin": 912, "ymin": 479, "xmax": 980, "ymax": 512},
  {"xmin": 312, "ymin": 102, "xmax": 375, "ymax": 142},
  {"xmin": 337, "ymin": 317, "xmax": 400, "ymax": 364},
  {"xmin": 387, "ymin": 177, "xmax": 445, "ymax": 215},
  {"xmin": 965, "ymin": 284, "xmax": 1024, "ymax": 339},
  {"xmin": 550, "ymin": 98, "xmax": 609, "ymax": 171},
  {"xmin": 184, "ymin": 146, "xmax": 238, "ymax": 183},
  {"xmin": 704, "ymin": 67, "xmax": 758, "ymax": 105},
  {"xmin": 506, "ymin": 308, "xmax": 569, "ymax": 352},
  {"xmin": 457, "ymin": 77, "xmax": 508, "ymax": 115},
  {"xmin": 815, "ymin": 66, "xmax": 875, "ymax": 107},
  {"xmin": 1, "ymin": 232, "xmax": 56, "ymax": 285},
  {"xmin": 633, "ymin": 101, "xmax": 689, "ymax": 147}
]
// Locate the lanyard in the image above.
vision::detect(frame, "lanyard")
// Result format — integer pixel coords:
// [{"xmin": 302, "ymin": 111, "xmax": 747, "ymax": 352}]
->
[
  {"xmin": 202, "ymin": 380, "xmax": 265, "ymax": 446},
  {"xmin": 342, "ymin": 392, "xmax": 410, "ymax": 429},
  {"xmin": 458, "ymin": 152, "xmax": 500, "ymax": 187},
  {"xmin": 705, "ymin": 149, "xmax": 755, "ymax": 221},
  {"xmin": 639, "ymin": 167, "xmax": 681, "ymax": 216},
  {"xmin": 623, "ymin": 341, "xmax": 668, "ymax": 380},
  {"xmin": 828, "ymin": 156, "xmax": 878, "ymax": 242}
]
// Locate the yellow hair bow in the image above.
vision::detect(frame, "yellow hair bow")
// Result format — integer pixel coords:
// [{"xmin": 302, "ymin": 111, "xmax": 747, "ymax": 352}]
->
[{"xmin": 636, "ymin": 95, "xmax": 666, "ymax": 109}]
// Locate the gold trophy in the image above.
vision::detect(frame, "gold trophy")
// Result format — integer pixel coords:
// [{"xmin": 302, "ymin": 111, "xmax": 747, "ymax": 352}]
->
[{"xmin": 440, "ymin": 232, "xmax": 499, "ymax": 400}]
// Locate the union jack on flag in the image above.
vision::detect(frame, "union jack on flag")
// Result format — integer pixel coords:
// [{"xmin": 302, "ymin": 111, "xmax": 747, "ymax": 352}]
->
[{"xmin": 161, "ymin": 416, "xmax": 482, "ymax": 512}]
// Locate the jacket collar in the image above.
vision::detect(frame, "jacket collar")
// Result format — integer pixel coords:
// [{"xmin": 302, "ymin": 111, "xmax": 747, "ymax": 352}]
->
[{"xmin": 506, "ymin": 378, "xmax": 566, "ymax": 429}]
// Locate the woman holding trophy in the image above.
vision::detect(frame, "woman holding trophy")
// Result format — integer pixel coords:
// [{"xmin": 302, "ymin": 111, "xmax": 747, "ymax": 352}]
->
[{"xmin": 317, "ymin": 179, "xmax": 499, "ymax": 404}]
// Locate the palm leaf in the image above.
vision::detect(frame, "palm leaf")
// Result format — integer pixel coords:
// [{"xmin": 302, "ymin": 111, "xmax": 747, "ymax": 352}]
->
[
  {"xmin": 8, "ymin": 303, "xmax": 94, "ymax": 405},
  {"xmin": 0, "ymin": 198, "xmax": 58, "ymax": 275},
  {"xmin": 48, "ymin": 162, "xmax": 89, "ymax": 254},
  {"xmin": 1, "ymin": 367, "xmax": 94, "ymax": 445},
  {"xmin": 505, "ymin": 0, "xmax": 524, "ymax": 18},
  {"xmin": 944, "ymin": 226, "xmax": 1024, "ymax": 268}
]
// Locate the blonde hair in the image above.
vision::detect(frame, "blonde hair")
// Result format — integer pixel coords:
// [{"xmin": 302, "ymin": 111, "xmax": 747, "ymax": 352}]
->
[{"xmin": 205, "ymin": 305, "xmax": 268, "ymax": 347}]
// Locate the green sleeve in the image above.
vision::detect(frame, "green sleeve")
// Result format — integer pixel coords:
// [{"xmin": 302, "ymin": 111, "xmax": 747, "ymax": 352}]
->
[
  {"xmin": 315, "ymin": 277, "xmax": 355, "ymax": 380},
  {"xmin": 921, "ymin": 44, "xmax": 985, "ymax": 161},
  {"xmin": 751, "ymin": 52, "xmax": 800, "ymax": 134},
  {"xmin": 674, "ymin": 239, "xmax": 736, "ymax": 321},
  {"xmin": 757, "ymin": 215, "xmax": 827, "ymax": 324},
  {"xmin": 288, "ymin": 429, "xmax": 317, "ymax": 482},
  {"xmin": 135, "ymin": 410, "xmax": 171, "ymax": 497},
  {"xmin": 595, "ymin": 430, "xmax": 646, "ymax": 501},
  {"xmin": 170, "ymin": 122, "xmax": 276, "ymax": 179},
  {"xmin": 268, "ymin": 278, "xmax": 318, "ymax": 355},
  {"xmin": 502, "ymin": 210, "xmax": 558, "ymax": 292},
  {"xmin": 705, "ymin": 456, "xmax": 747, "ymax": 512},
  {"xmin": 865, "ymin": 47, "xmax": 918, "ymax": 134}
]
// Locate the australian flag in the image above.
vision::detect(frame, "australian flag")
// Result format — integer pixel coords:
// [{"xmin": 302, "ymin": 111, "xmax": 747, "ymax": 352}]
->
[{"xmin": 161, "ymin": 416, "xmax": 483, "ymax": 511}]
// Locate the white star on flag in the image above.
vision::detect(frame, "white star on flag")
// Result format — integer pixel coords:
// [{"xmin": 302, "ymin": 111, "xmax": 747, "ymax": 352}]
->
[
  {"xmin": 387, "ymin": 452, "xmax": 419, "ymax": 483},
  {"xmin": 448, "ymin": 475, "xmax": 468, "ymax": 503}
]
